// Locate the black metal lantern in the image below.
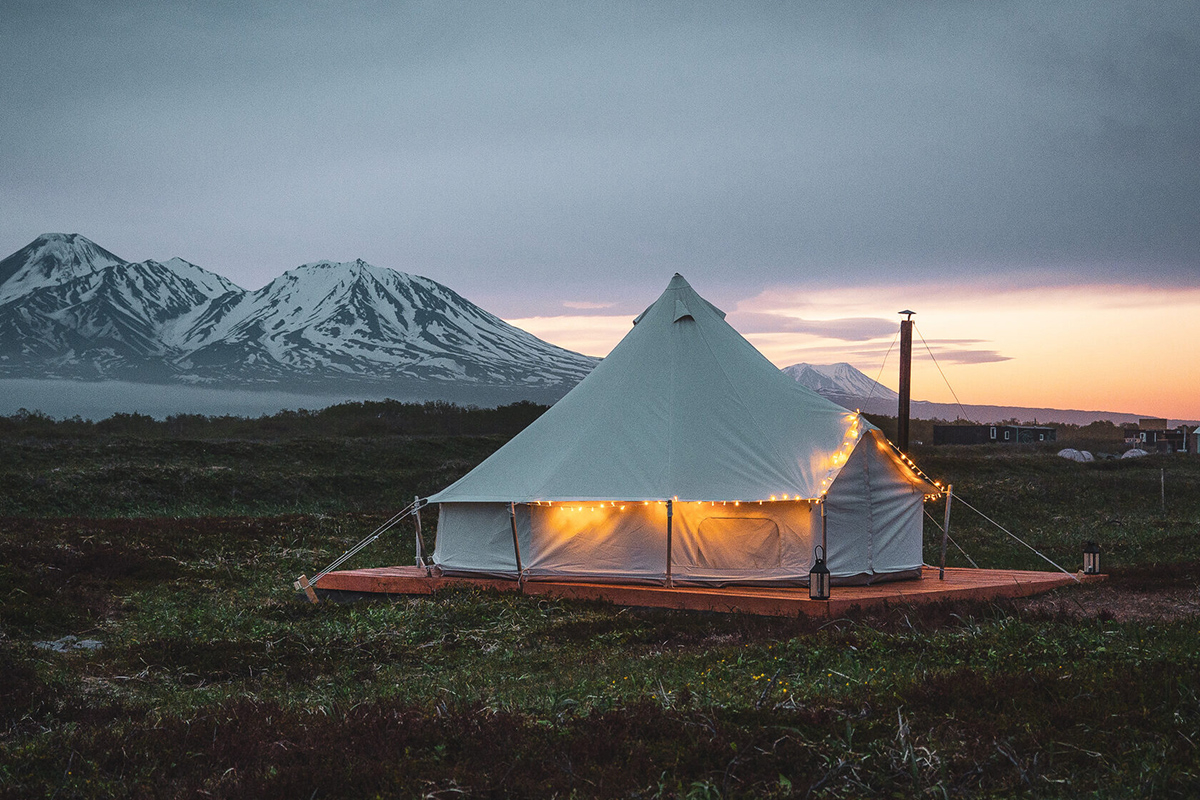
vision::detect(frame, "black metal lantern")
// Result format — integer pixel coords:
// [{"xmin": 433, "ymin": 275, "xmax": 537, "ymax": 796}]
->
[
  {"xmin": 1083, "ymin": 540, "xmax": 1101, "ymax": 575},
  {"xmin": 810, "ymin": 545, "xmax": 831, "ymax": 600}
]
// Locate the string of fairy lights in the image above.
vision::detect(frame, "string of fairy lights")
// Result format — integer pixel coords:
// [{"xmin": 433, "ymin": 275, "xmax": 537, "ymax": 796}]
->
[
  {"xmin": 885, "ymin": 440, "xmax": 944, "ymax": 498},
  {"xmin": 514, "ymin": 412, "xmax": 944, "ymax": 514}
]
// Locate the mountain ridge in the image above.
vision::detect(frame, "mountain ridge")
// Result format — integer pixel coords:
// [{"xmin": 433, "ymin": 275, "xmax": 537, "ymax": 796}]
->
[
  {"xmin": 0, "ymin": 233, "xmax": 597, "ymax": 395},
  {"xmin": 782, "ymin": 362, "xmax": 898, "ymax": 401}
]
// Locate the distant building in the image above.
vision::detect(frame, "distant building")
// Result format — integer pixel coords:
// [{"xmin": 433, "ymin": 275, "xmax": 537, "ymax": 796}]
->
[
  {"xmin": 1124, "ymin": 420, "xmax": 1194, "ymax": 455},
  {"xmin": 933, "ymin": 425, "xmax": 1057, "ymax": 446}
]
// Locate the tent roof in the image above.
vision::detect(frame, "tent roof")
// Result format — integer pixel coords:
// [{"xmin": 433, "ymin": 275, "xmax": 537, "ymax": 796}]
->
[{"xmin": 430, "ymin": 274, "xmax": 928, "ymax": 503}]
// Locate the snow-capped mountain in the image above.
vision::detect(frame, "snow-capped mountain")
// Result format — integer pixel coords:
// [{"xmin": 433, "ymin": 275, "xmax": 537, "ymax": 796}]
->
[
  {"xmin": 782, "ymin": 362, "xmax": 899, "ymax": 401},
  {"xmin": 0, "ymin": 234, "xmax": 597, "ymax": 393},
  {"xmin": 0, "ymin": 233, "xmax": 126, "ymax": 303},
  {"xmin": 175, "ymin": 259, "xmax": 596, "ymax": 385},
  {"xmin": 0, "ymin": 236, "xmax": 241, "ymax": 380}
]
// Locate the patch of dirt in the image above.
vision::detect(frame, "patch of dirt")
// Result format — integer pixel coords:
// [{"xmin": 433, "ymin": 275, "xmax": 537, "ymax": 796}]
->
[{"xmin": 1015, "ymin": 581, "xmax": 1200, "ymax": 622}]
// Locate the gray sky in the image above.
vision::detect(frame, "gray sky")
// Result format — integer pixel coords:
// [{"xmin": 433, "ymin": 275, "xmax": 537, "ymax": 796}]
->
[{"xmin": 2, "ymin": 0, "xmax": 1198, "ymax": 317}]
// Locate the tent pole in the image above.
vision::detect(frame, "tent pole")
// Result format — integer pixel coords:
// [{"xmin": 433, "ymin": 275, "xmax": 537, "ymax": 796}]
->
[
  {"xmin": 820, "ymin": 498, "xmax": 827, "ymax": 555},
  {"xmin": 665, "ymin": 499, "xmax": 674, "ymax": 588},
  {"xmin": 939, "ymin": 485, "xmax": 953, "ymax": 580},
  {"xmin": 414, "ymin": 495, "xmax": 427, "ymax": 571},
  {"xmin": 509, "ymin": 502, "xmax": 524, "ymax": 588}
]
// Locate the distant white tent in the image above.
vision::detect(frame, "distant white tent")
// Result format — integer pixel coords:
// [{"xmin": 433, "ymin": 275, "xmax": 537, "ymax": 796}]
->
[
  {"xmin": 429, "ymin": 275, "xmax": 939, "ymax": 586},
  {"xmin": 1057, "ymin": 448, "xmax": 1095, "ymax": 462},
  {"xmin": 1121, "ymin": 448, "xmax": 1148, "ymax": 459}
]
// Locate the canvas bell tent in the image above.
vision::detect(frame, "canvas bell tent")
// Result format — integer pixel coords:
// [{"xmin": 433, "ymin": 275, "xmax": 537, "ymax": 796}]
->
[{"xmin": 428, "ymin": 274, "xmax": 939, "ymax": 586}]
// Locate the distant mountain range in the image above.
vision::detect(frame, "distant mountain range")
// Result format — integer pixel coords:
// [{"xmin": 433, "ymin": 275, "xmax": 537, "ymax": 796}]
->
[
  {"xmin": 0, "ymin": 234, "xmax": 1180, "ymax": 423},
  {"xmin": 0, "ymin": 233, "xmax": 597, "ymax": 401},
  {"xmin": 781, "ymin": 361, "xmax": 1168, "ymax": 427}
]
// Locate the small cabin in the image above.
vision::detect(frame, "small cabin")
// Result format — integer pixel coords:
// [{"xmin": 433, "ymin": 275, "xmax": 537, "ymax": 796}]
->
[
  {"xmin": 1124, "ymin": 420, "xmax": 1195, "ymax": 455},
  {"xmin": 1140, "ymin": 426, "xmax": 1193, "ymax": 454},
  {"xmin": 933, "ymin": 425, "xmax": 1057, "ymax": 446}
]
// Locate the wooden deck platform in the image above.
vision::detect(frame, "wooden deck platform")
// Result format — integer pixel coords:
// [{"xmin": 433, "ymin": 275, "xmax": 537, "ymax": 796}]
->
[{"xmin": 311, "ymin": 565, "xmax": 1102, "ymax": 617}]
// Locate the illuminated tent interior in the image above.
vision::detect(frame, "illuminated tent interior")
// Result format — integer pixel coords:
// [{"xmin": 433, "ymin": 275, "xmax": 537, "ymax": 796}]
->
[{"xmin": 429, "ymin": 274, "xmax": 940, "ymax": 586}]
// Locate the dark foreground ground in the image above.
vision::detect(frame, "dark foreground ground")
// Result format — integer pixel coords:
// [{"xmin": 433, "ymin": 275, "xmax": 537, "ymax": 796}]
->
[{"xmin": 1, "ymin": 410, "xmax": 1198, "ymax": 798}]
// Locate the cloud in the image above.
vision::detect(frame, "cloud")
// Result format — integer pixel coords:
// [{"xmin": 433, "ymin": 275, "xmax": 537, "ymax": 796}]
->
[
  {"xmin": 2, "ymin": 1, "xmax": 1198, "ymax": 300},
  {"xmin": 563, "ymin": 300, "xmax": 615, "ymax": 310},
  {"xmin": 923, "ymin": 348, "xmax": 1012, "ymax": 365},
  {"xmin": 729, "ymin": 312, "xmax": 897, "ymax": 341},
  {"xmin": 743, "ymin": 335, "xmax": 1011, "ymax": 375}
]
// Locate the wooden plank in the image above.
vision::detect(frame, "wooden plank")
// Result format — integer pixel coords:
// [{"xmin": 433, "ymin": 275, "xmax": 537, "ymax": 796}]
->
[{"xmin": 295, "ymin": 574, "xmax": 319, "ymax": 604}]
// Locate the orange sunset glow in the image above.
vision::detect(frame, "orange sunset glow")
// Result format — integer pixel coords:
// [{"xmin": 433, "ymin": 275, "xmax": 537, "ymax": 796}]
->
[{"xmin": 510, "ymin": 282, "xmax": 1200, "ymax": 422}]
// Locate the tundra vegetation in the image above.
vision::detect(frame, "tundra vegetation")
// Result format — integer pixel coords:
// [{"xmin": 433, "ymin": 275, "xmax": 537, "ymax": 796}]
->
[{"xmin": 1, "ymin": 402, "xmax": 1198, "ymax": 798}]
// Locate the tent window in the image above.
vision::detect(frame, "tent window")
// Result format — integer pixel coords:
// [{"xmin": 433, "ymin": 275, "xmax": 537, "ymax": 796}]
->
[{"xmin": 694, "ymin": 518, "xmax": 782, "ymax": 570}]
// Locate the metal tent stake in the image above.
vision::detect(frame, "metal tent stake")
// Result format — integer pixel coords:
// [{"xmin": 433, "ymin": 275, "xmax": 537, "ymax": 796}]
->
[
  {"xmin": 939, "ymin": 484, "xmax": 953, "ymax": 580},
  {"xmin": 665, "ymin": 499, "xmax": 674, "ymax": 588},
  {"xmin": 509, "ymin": 502, "xmax": 524, "ymax": 587}
]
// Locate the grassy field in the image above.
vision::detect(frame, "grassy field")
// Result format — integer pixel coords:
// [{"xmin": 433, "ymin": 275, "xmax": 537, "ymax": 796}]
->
[{"xmin": 1, "ymin": 412, "xmax": 1199, "ymax": 798}]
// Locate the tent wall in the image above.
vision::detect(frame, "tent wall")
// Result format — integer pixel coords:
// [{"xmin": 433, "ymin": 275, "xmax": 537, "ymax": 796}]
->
[
  {"xmin": 434, "ymin": 431, "xmax": 928, "ymax": 587},
  {"xmin": 434, "ymin": 500, "xmax": 822, "ymax": 585},
  {"xmin": 433, "ymin": 503, "xmax": 530, "ymax": 579},
  {"xmin": 669, "ymin": 501, "xmax": 819, "ymax": 585},
  {"xmin": 824, "ymin": 431, "xmax": 925, "ymax": 585},
  {"xmin": 525, "ymin": 503, "xmax": 667, "ymax": 583}
]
